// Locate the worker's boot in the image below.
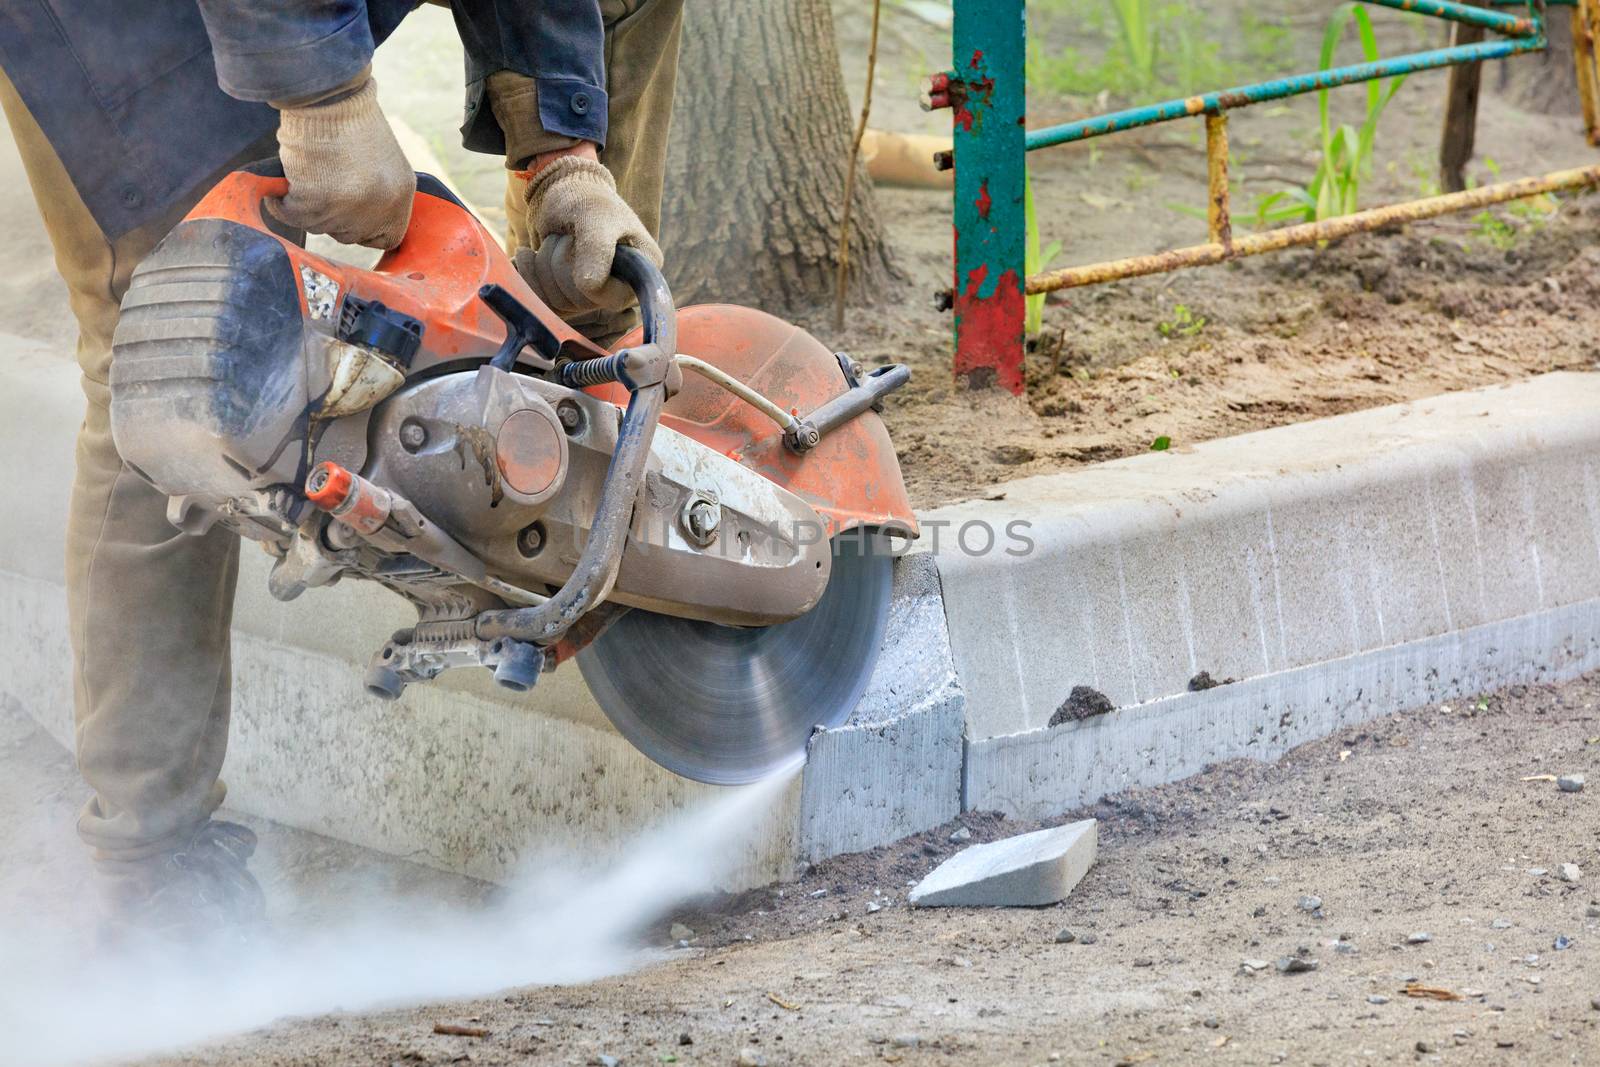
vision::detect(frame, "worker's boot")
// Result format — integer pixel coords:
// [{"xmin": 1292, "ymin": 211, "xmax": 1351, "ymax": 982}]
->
[{"xmin": 94, "ymin": 820, "xmax": 267, "ymax": 948}]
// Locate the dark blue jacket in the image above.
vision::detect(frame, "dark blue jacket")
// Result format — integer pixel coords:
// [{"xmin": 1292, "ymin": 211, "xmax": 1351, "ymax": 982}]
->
[{"xmin": 0, "ymin": 0, "xmax": 606, "ymax": 239}]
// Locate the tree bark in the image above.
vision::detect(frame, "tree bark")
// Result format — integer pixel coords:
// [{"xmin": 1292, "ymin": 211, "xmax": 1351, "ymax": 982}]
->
[
  {"xmin": 1495, "ymin": 9, "xmax": 1581, "ymax": 116},
  {"xmin": 660, "ymin": 0, "xmax": 900, "ymax": 313}
]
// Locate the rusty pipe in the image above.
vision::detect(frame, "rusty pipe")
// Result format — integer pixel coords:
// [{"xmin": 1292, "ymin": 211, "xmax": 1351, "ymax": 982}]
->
[{"xmin": 1026, "ymin": 164, "xmax": 1600, "ymax": 294}]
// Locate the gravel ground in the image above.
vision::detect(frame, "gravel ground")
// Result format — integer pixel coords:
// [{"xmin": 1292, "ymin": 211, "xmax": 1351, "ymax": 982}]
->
[{"xmin": 94, "ymin": 671, "xmax": 1599, "ymax": 1067}]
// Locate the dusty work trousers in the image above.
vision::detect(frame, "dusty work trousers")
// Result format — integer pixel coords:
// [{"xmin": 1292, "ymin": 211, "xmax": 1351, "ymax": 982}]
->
[
  {"xmin": 503, "ymin": 0, "xmax": 684, "ymax": 343},
  {"xmin": 0, "ymin": 0, "xmax": 684, "ymax": 860}
]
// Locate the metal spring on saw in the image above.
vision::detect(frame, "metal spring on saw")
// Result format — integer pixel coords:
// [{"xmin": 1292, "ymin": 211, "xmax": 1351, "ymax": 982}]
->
[
  {"xmin": 558, "ymin": 354, "xmax": 625, "ymax": 389},
  {"xmin": 411, "ymin": 619, "xmax": 478, "ymax": 646}
]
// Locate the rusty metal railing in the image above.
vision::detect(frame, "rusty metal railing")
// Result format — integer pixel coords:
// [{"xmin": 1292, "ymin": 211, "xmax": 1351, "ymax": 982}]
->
[{"xmin": 924, "ymin": 0, "xmax": 1600, "ymax": 394}]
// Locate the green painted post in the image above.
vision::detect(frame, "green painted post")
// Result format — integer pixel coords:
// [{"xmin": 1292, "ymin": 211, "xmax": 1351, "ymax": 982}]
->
[{"xmin": 950, "ymin": 0, "xmax": 1027, "ymax": 393}]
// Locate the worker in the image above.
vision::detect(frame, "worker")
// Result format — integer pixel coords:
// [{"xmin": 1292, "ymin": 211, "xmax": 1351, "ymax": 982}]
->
[{"xmin": 0, "ymin": 0, "xmax": 683, "ymax": 943}]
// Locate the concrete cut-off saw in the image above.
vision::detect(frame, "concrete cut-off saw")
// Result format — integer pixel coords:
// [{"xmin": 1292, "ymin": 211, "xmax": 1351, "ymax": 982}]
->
[{"xmin": 108, "ymin": 163, "xmax": 918, "ymax": 785}]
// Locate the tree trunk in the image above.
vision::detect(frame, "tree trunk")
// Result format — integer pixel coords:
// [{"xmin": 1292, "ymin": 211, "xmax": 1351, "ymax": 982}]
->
[
  {"xmin": 1495, "ymin": 10, "xmax": 1581, "ymax": 116},
  {"xmin": 660, "ymin": 0, "xmax": 900, "ymax": 313}
]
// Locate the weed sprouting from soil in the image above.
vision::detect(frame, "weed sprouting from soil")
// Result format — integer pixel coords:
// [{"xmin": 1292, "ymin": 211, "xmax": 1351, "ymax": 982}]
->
[
  {"xmin": 1025, "ymin": 171, "xmax": 1063, "ymax": 336},
  {"xmin": 1157, "ymin": 303, "xmax": 1206, "ymax": 338},
  {"xmin": 1251, "ymin": 3, "xmax": 1407, "ymax": 227},
  {"xmin": 1029, "ymin": 0, "xmax": 1291, "ymax": 103}
]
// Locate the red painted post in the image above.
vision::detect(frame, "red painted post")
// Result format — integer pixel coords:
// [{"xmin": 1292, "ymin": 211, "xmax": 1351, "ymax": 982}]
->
[{"xmin": 949, "ymin": 0, "xmax": 1027, "ymax": 393}]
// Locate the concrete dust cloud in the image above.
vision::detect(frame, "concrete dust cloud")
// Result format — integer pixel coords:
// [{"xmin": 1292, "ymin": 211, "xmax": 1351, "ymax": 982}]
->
[{"xmin": 0, "ymin": 771, "xmax": 793, "ymax": 1067}]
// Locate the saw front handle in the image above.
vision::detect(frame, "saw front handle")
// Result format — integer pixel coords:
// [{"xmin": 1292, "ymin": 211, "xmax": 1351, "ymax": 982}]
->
[{"xmin": 474, "ymin": 245, "xmax": 678, "ymax": 647}]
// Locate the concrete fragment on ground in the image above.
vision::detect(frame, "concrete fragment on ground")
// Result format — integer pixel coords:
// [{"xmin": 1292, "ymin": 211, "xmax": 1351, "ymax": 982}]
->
[
  {"xmin": 1558, "ymin": 774, "xmax": 1585, "ymax": 793},
  {"xmin": 908, "ymin": 819, "xmax": 1096, "ymax": 907}
]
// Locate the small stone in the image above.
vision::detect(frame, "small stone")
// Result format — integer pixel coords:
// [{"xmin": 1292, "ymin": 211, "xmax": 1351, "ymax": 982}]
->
[
  {"xmin": 1587, "ymin": 905, "xmax": 1600, "ymax": 919},
  {"xmin": 1491, "ymin": 919, "xmax": 1513, "ymax": 930},
  {"xmin": 1407, "ymin": 932, "xmax": 1433, "ymax": 945},
  {"xmin": 669, "ymin": 922, "xmax": 694, "ymax": 942},
  {"xmin": 890, "ymin": 1034, "xmax": 921, "ymax": 1049},
  {"xmin": 866, "ymin": 900, "xmax": 882, "ymax": 914},
  {"xmin": 949, "ymin": 826, "xmax": 973, "ymax": 843},
  {"xmin": 1188, "ymin": 670, "xmax": 1235, "ymax": 691},
  {"xmin": 737, "ymin": 1048, "xmax": 766, "ymax": 1067},
  {"xmin": 1276, "ymin": 956, "xmax": 1318, "ymax": 974},
  {"xmin": 1590, "ymin": 996, "xmax": 1600, "ymax": 1012},
  {"xmin": 1528, "ymin": 868, "xmax": 1549, "ymax": 878},
  {"xmin": 1049, "ymin": 686, "xmax": 1115, "ymax": 726},
  {"xmin": 591, "ymin": 1057, "xmax": 619, "ymax": 1067},
  {"xmin": 809, "ymin": 888, "xmax": 827, "ymax": 898},
  {"xmin": 679, "ymin": 1034, "xmax": 694, "ymax": 1046},
  {"xmin": 1241, "ymin": 958, "xmax": 1270, "ymax": 972},
  {"xmin": 1557, "ymin": 774, "xmax": 1585, "ymax": 793},
  {"xmin": 1132, "ymin": 957, "xmax": 1154, "ymax": 968},
  {"xmin": 1367, "ymin": 995, "xmax": 1390, "ymax": 1005},
  {"xmin": 1560, "ymin": 863, "xmax": 1582, "ymax": 883},
  {"xmin": 1297, "ymin": 895, "xmax": 1324, "ymax": 913},
  {"xmin": 1078, "ymin": 933, "xmax": 1099, "ymax": 945},
  {"xmin": 1416, "ymin": 1040, "xmax": 1436, "ymax": 1053},
  {"xmin": 1554, "ymin": 935, "xmax": 1575, "ymax": 951},
  {"xmin": 1053, "ymin": 928, "xmax": 1077, "ymax": 944}
]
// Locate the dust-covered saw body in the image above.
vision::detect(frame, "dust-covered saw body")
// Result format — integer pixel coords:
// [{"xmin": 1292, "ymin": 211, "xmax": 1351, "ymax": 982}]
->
[{"xmin": 108, "ymin": 162, "xmax": 918, "ymax": 784}]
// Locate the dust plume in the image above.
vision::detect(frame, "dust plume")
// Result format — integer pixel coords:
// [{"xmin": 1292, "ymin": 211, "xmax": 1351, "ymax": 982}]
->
[{"xmin": 0, "ymin": 770, "xmax": 793, "ymax": 1067}]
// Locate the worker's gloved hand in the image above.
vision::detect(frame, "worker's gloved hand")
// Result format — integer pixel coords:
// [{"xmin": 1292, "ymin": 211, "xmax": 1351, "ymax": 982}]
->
[
  {"xmin": 514, "ymin": 235, "xmax": 637, "ymax": 318},
  {"xmin": 518, "ymin": 155, "xmax": 663, "ymax": 314},
  {"xmin": 268, "ymin": 77, "xmax": 415, "ymax": 250}
]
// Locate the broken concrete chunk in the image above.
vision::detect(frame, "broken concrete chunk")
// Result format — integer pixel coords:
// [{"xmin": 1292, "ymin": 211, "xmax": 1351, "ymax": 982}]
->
[
  {"xmin": 1558, "ymin": 774, "xmax": 1585, "ymax": 793},
  {"xmin": 909, "ymin": 820, "xmax": 1097, "ymax": 907}
]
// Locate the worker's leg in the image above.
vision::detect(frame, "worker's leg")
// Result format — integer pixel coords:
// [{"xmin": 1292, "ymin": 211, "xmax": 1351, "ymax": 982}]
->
[
  {"xmin": 504, "ymin": 0, "xmax": 686, "ymax": 346},
  {"xmin": 0, "ymin": 71, "xmax": 244, "ymax": 870}
]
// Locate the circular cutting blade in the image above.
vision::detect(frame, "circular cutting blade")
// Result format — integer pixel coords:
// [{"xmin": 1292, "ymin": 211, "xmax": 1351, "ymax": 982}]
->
[{"xmin": 577, "ymin": 534, "xmax": 894, "ymax": 785}]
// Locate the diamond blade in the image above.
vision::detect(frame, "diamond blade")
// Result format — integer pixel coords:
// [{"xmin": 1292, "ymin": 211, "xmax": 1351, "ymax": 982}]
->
[{"xmin": 577, "ymin": 534, "xmax": 894, "ymax": 785}]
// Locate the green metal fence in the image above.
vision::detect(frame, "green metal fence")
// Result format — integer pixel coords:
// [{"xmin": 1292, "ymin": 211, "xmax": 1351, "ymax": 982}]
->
[{"xmin": 925, "ymin": 0, "xmax": 1600, "ymax": 393}]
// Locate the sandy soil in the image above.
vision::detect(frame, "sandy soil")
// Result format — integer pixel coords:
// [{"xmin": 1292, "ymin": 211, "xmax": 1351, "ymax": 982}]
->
[{"xmin": 99, "ymin": 670, "xmax": 1600, "ymax": 1067}]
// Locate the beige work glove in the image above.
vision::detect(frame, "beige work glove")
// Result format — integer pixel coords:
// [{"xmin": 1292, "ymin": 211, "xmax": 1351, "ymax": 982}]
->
[
  {"xmin": 516, "ymin": 155, "xmax": 663, "ymax": 315},
  {"xmin": 269, "ymin": 77, "xmax": 415, "ymax": 250}
]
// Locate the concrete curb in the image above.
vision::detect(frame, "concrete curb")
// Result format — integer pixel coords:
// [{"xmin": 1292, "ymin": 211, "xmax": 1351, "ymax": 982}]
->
[
  {"xmin": 967, "ymin": 597, "xmax": 1600, "ymax": 819},
  {"xmin": 933, "ymin": 370, "xmax": 1600, "ymax": 825},
  {"xmin": 2, "ymin": 335, "xmax": 1595, "ymax": 889}
]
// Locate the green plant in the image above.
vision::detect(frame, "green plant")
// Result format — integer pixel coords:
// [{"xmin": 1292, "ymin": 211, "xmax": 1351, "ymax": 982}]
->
[
  {"xmin": 1030, "ymin": 0, "xmax": 1281, "ymax": 103},
  {"xmin": 1470, "ymin": 209, "xmax": 1517, "ymax": 250},
  {"xmin": 1157, "ymin": 304, "xmax": 1206, "ymax": 338},
  {"xmin": 1107, "ymin": 0, "xmax": 1159, "ymax": 88},
  {"xmin": 1025, "ymin": 170, "xmax": 1063, "ymax": 336},
  {"xmin": 1469, "ymin": 192, "xmax": 1558, "ymax": 250},
  {"xmin": 1251, "ymin": 4, "xmax": 1407, "ymax": 227}
]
